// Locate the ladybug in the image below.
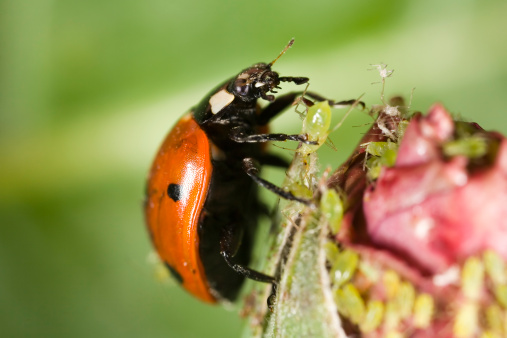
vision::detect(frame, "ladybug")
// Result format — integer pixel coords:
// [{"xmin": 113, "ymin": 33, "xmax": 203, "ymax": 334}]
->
[{"xmin": 144, "ymin": 40, "xmax": 354, "ymax": 303}]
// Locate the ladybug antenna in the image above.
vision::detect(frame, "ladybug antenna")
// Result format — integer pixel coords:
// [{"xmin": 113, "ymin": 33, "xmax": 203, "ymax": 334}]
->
[{"xmin": 269, "ymin": 38, "xmax": 295, "ymax": 67}]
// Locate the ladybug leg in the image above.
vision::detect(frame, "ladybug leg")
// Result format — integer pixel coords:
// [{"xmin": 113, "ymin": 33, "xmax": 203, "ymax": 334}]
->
[
  {"xmin": 257, "ymin": 92, "xmax": 365, "ymax": 125},
  {"xmin": 267, "ymin": 284, "xmax": 278, "ymax": 311},
  {"xmin": 231, "ymin": 126, "xmax": 318, "ymax": 145},
  {"xmin": 242, "ymin": 158, "xmax": 312, "ymax": 205},
  {"xmin": 220, "ymin": 251, "xmax": 275, "ymax": 283},
  {"xmin": 219, "ymin": 226, "xmax": 275, "ymax": 284},
  {"xmin": 305, "ymin": 91, "xmax": 366, "ymax": 110}
]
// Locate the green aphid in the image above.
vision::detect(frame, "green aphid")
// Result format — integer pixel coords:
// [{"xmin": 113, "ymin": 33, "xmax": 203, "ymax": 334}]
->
[
  {"xmin": 383, "ymin": 301, "xmax": 401, "ymax": 331},
  {"xmin": 365, "ymin": 141, "xmax": 398, "ymax": 157},
  {"xmin": 331, "ymin": 249, "xmax": 359, "ymax": 287},
  {"xmin": 323, "ymin": 241, "xmax": 340, "ymax": 265},
  {"xmin": 383, "ymin": 270, "xmax": 401, "ymax": 300},
  {"xmin": 320, "ymin": 189, "xmax": 344, "ymax": 235},
  {"xmin": 366, "ymin": 156, "xmax": 383, "ymax": 180},
  {"xmin": 484, "ymin": 250, "xmax": 507, "ymax": 286},
  {"xmin": 485, "ymin": 304, "xmax": 504, "ymax": 334},
  {"xmin": 364, "ymin": 141, "xmax": 398, "ymax": 180},
  {"xmin": 359, "ymin": 261, "xmax": 380, "ymax": 283},
  {"xmin": 494, "ymin": 284, "xmax": 507, "ymax": 309},
  {"xmin": 443, "ymin": 135, "xmax": 488, "ymax": 159},
  {"xmin": 453, "ymin": 302, "xmax": 479, "ymax": 338},
  {"xmin": 413, "ymin": 293, "xmax": 434, "ymax": 328},
  {"xmin": 360, "ymin": 300, "xmax": 384, "ymax": 333},
  {"xmin": 480, "ymin": 331, "xmax": 502, "ymax": 338},
  {"xmin": 396, "ymin": 120, "xmax": 410, "ymax": 141},
  {"xmin": 298, "ymin": 101, "xmax": 332, "ymax": 155},
  {"xmin": 385, "ymin": 331, "xmax": 404, "ymax": 338},
  {"xmin": 461, "ymin": 257, "xmax": 484, "ymax": 300},
  {"xmin": 394, "ymin": 281, "xmax": 415, "ymax": 319},
  {"xmin": 335, "ymin": 283, "xmax": 365, "ymax": 324},
  {"xmin": 286, "ymin": 181, "xmax": 314, "ymax": 200}
]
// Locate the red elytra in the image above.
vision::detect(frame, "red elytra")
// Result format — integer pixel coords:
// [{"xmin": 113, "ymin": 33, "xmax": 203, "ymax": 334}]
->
[{"xmin": 145, "ymin": 113, "xmax": 215, "ymax": 302}]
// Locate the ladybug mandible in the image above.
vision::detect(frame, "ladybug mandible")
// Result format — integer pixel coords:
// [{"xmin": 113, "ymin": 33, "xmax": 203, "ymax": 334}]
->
[{"xmin": 145, "ymin": 39, "xmax": 344, "ymax": 303}]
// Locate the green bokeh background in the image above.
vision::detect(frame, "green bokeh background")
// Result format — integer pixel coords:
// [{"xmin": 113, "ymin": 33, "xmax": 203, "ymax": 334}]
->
[{"xmin": 1, "ymin": 1, "xmax": 506, "ymax": 337}]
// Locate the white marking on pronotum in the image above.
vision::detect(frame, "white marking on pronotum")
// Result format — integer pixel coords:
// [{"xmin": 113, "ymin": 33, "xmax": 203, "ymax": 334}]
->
[
  {"xmin": 254, "ymin": 82, "xmax": 266, "ymax": 88},
  {"xmin": 237, "ymin": 72, "xmax": 249, "ymax": 80},
  {"xmin": 209, "ymin": 89, "xmax": 235, "ymax": 114}
]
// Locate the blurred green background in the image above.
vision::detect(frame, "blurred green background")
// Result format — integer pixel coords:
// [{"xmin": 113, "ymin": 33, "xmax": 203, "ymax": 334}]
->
[{"xmin": 1, "ymin": 0, "xmax": 506, "ymax": 337}]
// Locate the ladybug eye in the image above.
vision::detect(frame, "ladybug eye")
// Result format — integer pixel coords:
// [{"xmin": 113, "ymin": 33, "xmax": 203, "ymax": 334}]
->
[
  {"xmin": 260, "ymin": 71, "xmax": 278, "ymax": 87},
  {"xmin": 234, "ymin": 79, "xmax": 250, "ymax": 96}
]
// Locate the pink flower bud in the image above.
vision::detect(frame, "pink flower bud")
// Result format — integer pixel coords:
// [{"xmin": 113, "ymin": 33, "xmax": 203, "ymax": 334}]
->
[{"xmin": 328, "ymin": 103, "xmax": 507, "ymax": 336}]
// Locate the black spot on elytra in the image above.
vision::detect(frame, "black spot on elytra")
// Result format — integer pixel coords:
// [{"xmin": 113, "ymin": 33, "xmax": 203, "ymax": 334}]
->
[
  {"xmin": 165, "ymin": 262, "xmax": 183, "ymax": 284},
  {"xmin": 167, "ymin": 183, "xmax": 182, "ymax": 202}
]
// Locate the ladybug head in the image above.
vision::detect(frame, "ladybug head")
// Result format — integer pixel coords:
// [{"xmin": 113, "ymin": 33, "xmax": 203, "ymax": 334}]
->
[
  {"xmin": 230, "ymin": 63, "xmax": 308, "ymax": 102},
  {"xmin": 230, "ymin": 39, "xmax": 308, "ymax": 102},
  {"xmin": 230, "ymin": 64, "xmax": 276, "ymax": 102}
]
